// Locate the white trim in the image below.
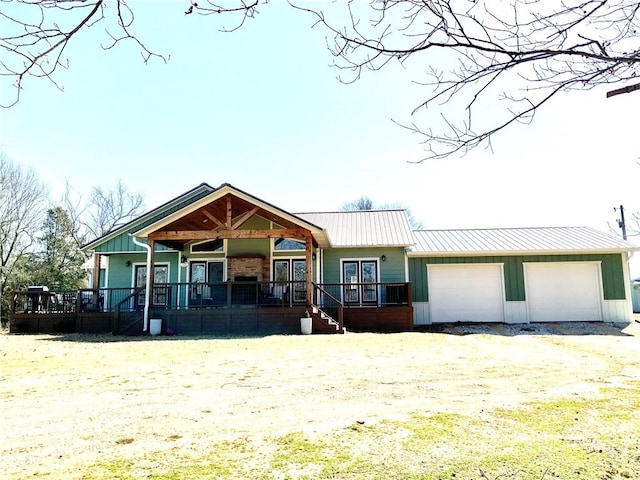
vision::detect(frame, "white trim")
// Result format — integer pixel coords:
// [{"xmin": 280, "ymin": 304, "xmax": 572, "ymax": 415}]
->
[
  {"xmin": 131, "ymin": 262, "xmax": 171, "ymax": 286},
  {"xmin": 338, "ymin": 257, "xmax": 380, "ymax": 283},
  {"xmin": 404, "ymin": 250, "xmax": 409, "ymax": 282},
  {"xmin": 407, "ymin": 248, "xmax": 637, "ymax": 257},
  {"xmin": 315, "ymin": 249, "xmax": 322, "ymax": 284},
  {"xmin": 602, "ymin": 299, "xmax": 632, "ymax": 323},
  {"xmin": 103, "ymin": 256, "xmax": 110, "ymax": 310},
  {"xmin": 413, "ymin": 302, "xmax": 430, "ymax": 325},
  {"xmin": 92, "ymin": 249, "xmax": 181, "ymax": 255},
  {"xmin": 339, "ymin": 257, "xmax": 381, "ymax": 305},
  {"xmin": 620, "ymin": 252, "xmax": 634, "ymax": 320}
]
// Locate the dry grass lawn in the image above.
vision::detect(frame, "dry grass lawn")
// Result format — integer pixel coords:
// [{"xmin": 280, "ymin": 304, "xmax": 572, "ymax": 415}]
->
[{"xmin": 1, "ymin": 318, "xmax": 639, "ymax": 479}]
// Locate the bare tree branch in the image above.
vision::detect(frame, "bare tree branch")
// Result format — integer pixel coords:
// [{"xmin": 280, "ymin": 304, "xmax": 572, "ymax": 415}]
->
[
  {"xmin": 2, "ymin": 1, "xmax": 639, "ymax": 159},
  {"xmin": 85, "ymin": 180, "xmax": 145, "ymax": 241},
  {"xmin": 293, "ymin": 0, "xmax": 640, "ymax": 159}
]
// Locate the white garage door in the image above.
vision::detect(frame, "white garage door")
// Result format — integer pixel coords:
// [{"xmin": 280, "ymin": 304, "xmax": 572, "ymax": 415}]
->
[
  {"xmin": 428, "ymin": 264, "xmax": 504, "ymax": 323},
  {"xmin": 525, "ymin": 262, "xmax": 602, "ymax": 322}
]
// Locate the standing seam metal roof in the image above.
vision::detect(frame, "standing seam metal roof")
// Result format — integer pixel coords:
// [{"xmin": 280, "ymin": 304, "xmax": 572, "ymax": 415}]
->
[
  {"xmin": 296, "ymin": 210, "xmax": 415, "ymax": 247},
  {"xmin": 409, "ymin": 227, "xmax": 640, "ymax": 255}
]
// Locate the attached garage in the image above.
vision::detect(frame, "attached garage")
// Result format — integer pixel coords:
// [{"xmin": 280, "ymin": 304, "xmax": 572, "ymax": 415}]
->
[
  {"xmin": 525, "ymin": 262, "xmax": 603, "ymax": 322},
  {"xmin": 428, "ymin": 264, "xmax": 504, "ymax": 323},
  {"xmin": 409, "ymin": 227, "xmax": 639, "ymax": 325}
]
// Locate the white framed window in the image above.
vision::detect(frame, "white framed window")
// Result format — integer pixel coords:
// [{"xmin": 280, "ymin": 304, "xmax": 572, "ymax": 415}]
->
[
  {"xmin": 133, "ymin": 263, "xmax": 170, "ymax": 309},
  {"xmin": 340, "ymin": 259, "xmax": 379, "ymax": 304},
  {"xmin": 273, "ymin": 258, "xmax": 306, "ymax": 303}
]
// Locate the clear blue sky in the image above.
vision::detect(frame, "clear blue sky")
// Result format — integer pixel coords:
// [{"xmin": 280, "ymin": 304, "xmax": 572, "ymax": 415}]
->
[{"xmin": 1, "ymin": 1, "xmax": 639, "ymax": 266}]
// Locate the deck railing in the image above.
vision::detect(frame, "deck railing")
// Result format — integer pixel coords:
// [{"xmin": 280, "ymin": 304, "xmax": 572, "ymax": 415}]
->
[
  {"xmin": 151, "ymin": 280, "xmax": 308, "ymax": 310},
  {"xmin": 315, "ymin": 282, "xmax": 411, "ymax": 308},
  {"xmin": 12, "ymin": 281, "xmax": 411, "ymax": 315},
  {"xmin": 312, "ymin": 283, "xmax": 344, "ymax": 332}
]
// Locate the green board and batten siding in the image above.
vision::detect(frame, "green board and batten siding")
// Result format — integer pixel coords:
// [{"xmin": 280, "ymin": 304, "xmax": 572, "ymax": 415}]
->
[
  {"xmin": 108, "ymin": 252, "xmax": 181, "ymax": 287},
  {"xmin": 408, "ymin": 253, "xmax": 626, "ymax": 303},
  {"xmin": 322, "ymin": 247, "xmax": 407, "ymax": 284}
]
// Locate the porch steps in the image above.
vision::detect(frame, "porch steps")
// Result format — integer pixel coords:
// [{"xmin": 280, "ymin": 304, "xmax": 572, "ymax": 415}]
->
[
  {"xmin": 114, "ymin": 313, "xmax": 144, "ymax": 335},
  {"xmin": 311, "ymin": 309, "xmax": 345, "ymax": 334}
]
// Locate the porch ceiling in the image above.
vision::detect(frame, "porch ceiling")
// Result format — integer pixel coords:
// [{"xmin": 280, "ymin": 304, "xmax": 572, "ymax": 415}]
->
[{"xmin": 147, "ymin": 193, "xmax": 320, "ymax": 249}]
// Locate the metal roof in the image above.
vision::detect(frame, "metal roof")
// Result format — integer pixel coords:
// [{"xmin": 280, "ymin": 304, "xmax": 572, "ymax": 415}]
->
[
  {"xmin": 297, "ymin": 210, "xmax": 415, "ymax": 247},
  {"xmin": 409, "ymin": 227, "xmax": 640, "ymax": 256}
]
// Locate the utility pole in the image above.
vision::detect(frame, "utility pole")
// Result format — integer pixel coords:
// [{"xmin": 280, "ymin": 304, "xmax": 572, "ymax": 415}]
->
[{"xmin": 614, "ymin": 205, "xmax": 627, "ymax": 240}]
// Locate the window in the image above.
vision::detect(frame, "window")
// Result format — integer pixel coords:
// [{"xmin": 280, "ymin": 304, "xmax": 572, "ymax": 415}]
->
[
  {"xmin": 274, "ymin": 238, "xmax": 305, "ymax": 251},
  {"xmin": 273, "ymin": 259, "xmax": 306, "ymax": 303},
  {"xmin": 190, "ymin": 261, "xmax": 224, "ymax": 283},
  {"xmin": 342, "ymin": 260, "xmax": 378, "ymax": 304},
  {"xmin": 134, "ymin": 264, "xmax": 169, "ymax": 309},
  {"xmin": 191, "ymin": 239, "xmax": 224, "ymax": 253},
  {"xmin": 189, "ymin": 261, "xmax": 225, "ymax": 306}
]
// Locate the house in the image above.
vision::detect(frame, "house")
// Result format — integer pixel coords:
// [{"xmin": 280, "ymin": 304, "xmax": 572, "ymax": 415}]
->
[{"xmin": 9, "ymin": 183, "xmax": 639, "ymax": 334}]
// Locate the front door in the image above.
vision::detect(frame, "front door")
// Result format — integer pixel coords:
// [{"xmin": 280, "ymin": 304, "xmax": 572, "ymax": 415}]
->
[
  {"xmin": 189, "ymin": 261, "xmax": 225, "ymax": 305},
  {"xmin": 134, "ymin": 264, "xmax": 169, "ymax": 309},
  {"xmin": 343, "ymin": 260, "xmax": 378, "ymax": 305},
  {"xmin": 273, "ymin": 259, "xmax": 306, "ymax": 304}
]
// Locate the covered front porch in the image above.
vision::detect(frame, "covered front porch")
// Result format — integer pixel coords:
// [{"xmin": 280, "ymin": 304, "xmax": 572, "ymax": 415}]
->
[{"xmin": 9, "ymin": 280, "xmax": 413, "ymax": 335}]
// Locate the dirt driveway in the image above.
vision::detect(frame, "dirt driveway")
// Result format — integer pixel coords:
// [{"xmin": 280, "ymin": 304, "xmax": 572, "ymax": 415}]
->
[{"xmin": 2, "ymin": 319, "xmax": 639, "ymax": 479}]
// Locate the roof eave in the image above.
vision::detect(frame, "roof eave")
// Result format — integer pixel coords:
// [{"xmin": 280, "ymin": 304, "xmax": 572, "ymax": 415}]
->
[
  {"xmin": 406, "ymin": 248, "xmax": 640, "ymax": 257},
  {"xmin": 132, "ymin": 184, "xmax": 327, "ymax": 242}
]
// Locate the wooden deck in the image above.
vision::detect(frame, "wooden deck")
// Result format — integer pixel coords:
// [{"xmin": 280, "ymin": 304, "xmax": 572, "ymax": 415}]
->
[{"xmin": 9, "ymin": 282, "xmax": 413, "ymax": 335}]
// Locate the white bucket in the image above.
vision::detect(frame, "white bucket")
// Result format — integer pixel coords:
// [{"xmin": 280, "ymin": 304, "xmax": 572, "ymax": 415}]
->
[
  {"xmin": 300, "ymin": 317, "xmax": 312, "ymax": 335},
  {"xmin": 149, "ymin": 318, "xmax": 162, "ymax": 336}
]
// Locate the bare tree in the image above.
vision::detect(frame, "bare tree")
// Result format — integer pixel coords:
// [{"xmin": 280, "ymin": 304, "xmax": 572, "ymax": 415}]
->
[
  {"xmin": 0, "ymin": 153, "xmax": 48, "ymax": 323},
  {"xmin": 341, "ymin": 195, "xmax": 424, "ymax": 229},
  {"xmin": 86, "ymin": 180, "xmax": 144, "ymax": 239},
  {"xmin": 341, "ymin": 196, "xmax": 374, "ymax": 211},
  {"xmin": 62, "ymin": 180, "xmax": 145, "ymax": 244},
  {"xmin": 2, "ymin": 1, "xmax": 639, "ymax": 158}
]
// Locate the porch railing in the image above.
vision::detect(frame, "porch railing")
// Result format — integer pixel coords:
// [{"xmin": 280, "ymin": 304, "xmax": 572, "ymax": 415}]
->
[
  {"xmin": 315, "ymin": 282, "xmax": 411, "ymax": 308},
  {"xmin": 12, "ymin": 288, "xmax": 139, "ymax": 315},
  {"xmin": 12, "ymin": 281, "xmax": 411, "ymax": 315},
  {"xmin": 312, "ymin": 282, "xmax": 344, "ymax": 332},
  {"xmin": 150, "ymin": 280, "xmax": 308, "ymax": 310}
]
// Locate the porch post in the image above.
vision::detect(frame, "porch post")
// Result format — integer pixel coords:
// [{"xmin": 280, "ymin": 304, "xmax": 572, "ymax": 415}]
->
[
  {"xmin": 92, "ymin": 254, "xmax": 101, "ymax": 290},
  {"xmin": 91, "ymin": 253, "xmax": 101, "ymax": 310},
  {"xmin": 148, "ymin": 238, "xmax": 156, "ymax": 308},
  {"xmin": 305, "ymin": 234, "xmax": 312, "ymax": 306}
]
